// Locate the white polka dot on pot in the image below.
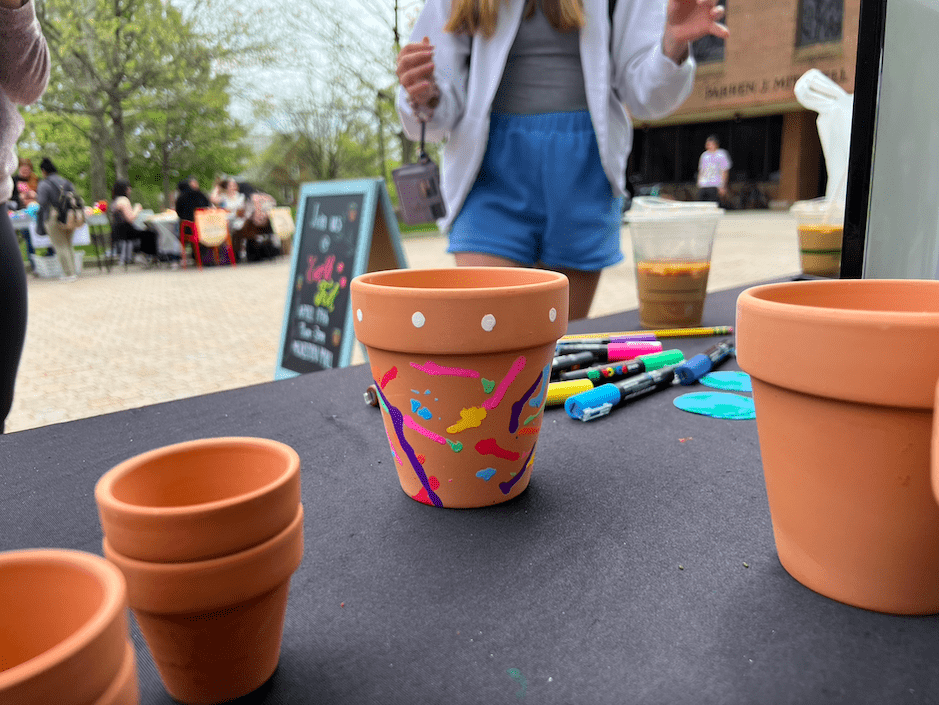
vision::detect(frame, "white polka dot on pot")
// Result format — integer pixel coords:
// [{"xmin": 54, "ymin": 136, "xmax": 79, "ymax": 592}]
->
[
  {"xmin": 412, "ymin": 312, "xmax": 426, "ymax": 328},
  {"xmin": 356, "ymin": 309, "xmax": 363, "ymax": 321},
  {"xmin": 481, "ymin": 314, "xmax": 496, "ymax": 332},
  {"xmin": 549, "ymin": 308, "xmax": 557, "ymax": 322}
]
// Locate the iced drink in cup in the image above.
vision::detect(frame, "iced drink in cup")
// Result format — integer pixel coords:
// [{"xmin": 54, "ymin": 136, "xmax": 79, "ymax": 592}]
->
[
  {"xmin": 791, "ymin": 198, "xmax": 845, "ymax": 278},
  {"xmin": 626, "ymin": 198, "xmax": 724, "ymax": 329}
]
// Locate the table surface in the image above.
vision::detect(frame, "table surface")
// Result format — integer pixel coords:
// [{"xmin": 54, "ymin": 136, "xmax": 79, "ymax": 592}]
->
[{"xmin": 2, "ymin": 281, "xmax": 938, "ymax": 705}]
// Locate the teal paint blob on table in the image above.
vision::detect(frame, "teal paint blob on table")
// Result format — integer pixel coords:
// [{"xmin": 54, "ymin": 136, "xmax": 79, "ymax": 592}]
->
[
  {"xmin": 700, "ymin": 371, "xmax": 752, "ymax": 392},
  {"xmin": 674, "ymin": 392, "xmax": 756, "ymax": 420}
]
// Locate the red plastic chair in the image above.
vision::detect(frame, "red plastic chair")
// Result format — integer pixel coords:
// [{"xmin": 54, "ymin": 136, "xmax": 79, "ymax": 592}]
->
[
  {"xmin": 179, "ymin": 220, "xmax": 202, "ymax": 269},
  {"xmin": 179, "ymin": 210, "xmax": 236, "ymax": 269}
]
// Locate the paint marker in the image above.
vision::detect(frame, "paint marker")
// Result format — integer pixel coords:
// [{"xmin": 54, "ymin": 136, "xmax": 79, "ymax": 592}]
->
[
  {"xmin": 364, "ymin": 384, "xmax": 379, "ymax": 407},
  {"xmin": 558, "ymin": 349, "xmax": 684, "ymax": 382},
  {"xmin": 561, "ymin": 325, "xmax": 734, "ymax": 341},
  {"xmin": 545, "ymin": 379, "xmax": 595, "ymax": 407},
  {"xmin": 674, "ymin": 339, "xmax": 735, "ymax": 386},
  {"xmin": 564, "ymin": 366, "xmax": 677, "ymax": 421},
  {"xmin": 550, "ymin": 350, "xmax": 598, "ymax": 377},
  {"xmin": 553, "ymin": 340, "xmax": 663, "ymax": 361},
  {"xmin": 559, "ymin": 332, "xmax": 659, "ymax": 343}
]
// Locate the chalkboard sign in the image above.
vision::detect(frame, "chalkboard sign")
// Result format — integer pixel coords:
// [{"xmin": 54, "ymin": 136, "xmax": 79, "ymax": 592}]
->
[{"xmin": 275, "ymin": 178, "xmax": 407, "ymax": 379}]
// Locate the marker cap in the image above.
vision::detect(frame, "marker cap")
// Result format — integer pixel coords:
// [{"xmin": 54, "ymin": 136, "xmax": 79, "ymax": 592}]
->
[
  {"xmin": 564, "ymin": 384, "xmax": 621, "ymax": 420},
  {"xmin": 675, "ymin": 353, "xmax": 712, "ymax": 385},
  {"xmin": 545, "ymin": 379, "xmax": 594, "ymax": 406},
  {"xmin": 607, "ymin": 341, "xmax": 663, "ymax": 361},
  {"xmin": 636, "ymin": 349, "xmax": 684, "ymax": 371}
]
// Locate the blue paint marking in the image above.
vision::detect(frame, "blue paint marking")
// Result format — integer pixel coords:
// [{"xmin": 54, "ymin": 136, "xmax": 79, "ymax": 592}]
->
[
  {"xmin": 476, "ymin": 468, "xmax": 497, "ymax": 481},
  {"xmin": 417, "ymin": 407, "xmax": 432, "ymax": 420},
  {"xmin": 410, "ymin": 399, "xmax": 421, "ymax": 413}
]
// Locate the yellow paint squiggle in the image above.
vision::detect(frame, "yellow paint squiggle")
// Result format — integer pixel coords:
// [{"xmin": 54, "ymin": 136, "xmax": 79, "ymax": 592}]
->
[{"xmin": 447, "ymin": 406, "xmax": 487, "ymax": 433}]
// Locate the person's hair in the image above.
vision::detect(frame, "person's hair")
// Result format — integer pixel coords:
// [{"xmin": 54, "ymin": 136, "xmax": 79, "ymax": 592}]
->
[
  {"xmin": 18, "ymin": 157, "xmax": 33, "ymax": 170},
  {"xmin": 39, "ymin": 157, "xmax": 57, "ymax": 174},
  {"xmin": 445, "ymin": 0, "xmax": 584, "ymax": 38},
  {"xmin": 112, "ymin": 179, "xmax": 131, "ymax": 199},
  {"xmin": 706, "ymin": 135, "xmax": 720, "ymax": 145}
]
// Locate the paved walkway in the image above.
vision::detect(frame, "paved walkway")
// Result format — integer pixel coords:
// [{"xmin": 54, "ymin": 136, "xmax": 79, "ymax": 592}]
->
[{"xmin": 5, "ymin": 211, "xmax": 801, "ymax": 434}]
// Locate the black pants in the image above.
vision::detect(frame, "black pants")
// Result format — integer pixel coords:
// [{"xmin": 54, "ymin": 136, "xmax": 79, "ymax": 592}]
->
[
  {"xmin": 0, "ymin": 203, "xmax": 28, "ymax": 433},
  {"xmin": 697, "ymin": 186, "xmax": 720, "ymax": 202}
]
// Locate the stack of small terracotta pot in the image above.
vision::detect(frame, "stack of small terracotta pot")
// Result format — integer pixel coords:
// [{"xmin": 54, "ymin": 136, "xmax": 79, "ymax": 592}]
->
[{"xmin": 94, "ymin": 437, "xmax": 305, "ymax": 704}]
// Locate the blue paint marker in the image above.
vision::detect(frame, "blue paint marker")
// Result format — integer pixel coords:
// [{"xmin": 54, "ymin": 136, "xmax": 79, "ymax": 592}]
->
[
  {"xmin": 674, "ymin": 339, "xmax": 734, "ymax": 386},
  {"xmin": 565, "ymin": 366, "xmax": 677, "ymax": 421}
]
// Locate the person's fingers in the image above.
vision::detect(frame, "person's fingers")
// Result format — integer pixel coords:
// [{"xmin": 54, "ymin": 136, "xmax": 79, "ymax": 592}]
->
[
  {"xmin": 711, "ymin": 4, "xmax": 725, "ymax": 20},
  {"xmin": 710, "ymin": 20, "xmax": 729, "ymax": 38}
]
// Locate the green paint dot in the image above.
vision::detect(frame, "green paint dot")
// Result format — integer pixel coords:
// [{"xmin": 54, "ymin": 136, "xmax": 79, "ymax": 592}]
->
[
  {"xmin": 447, "ymin": 440, "xmax": 463, "ymax": 452},
  {"xmin": 523, "ymin": 413, "xmax": 539, "ymax": 426},
  {"xmin": 482, "ymin": 378, "xmax": 496, "ymax": 394}
]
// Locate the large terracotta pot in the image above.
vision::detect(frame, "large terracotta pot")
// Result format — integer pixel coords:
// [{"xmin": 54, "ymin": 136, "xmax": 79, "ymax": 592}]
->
[
  {"xmin": 0, "ymin": 549, "xmax": 139, "ymax": 705},
  {"xmin": 95, "ymin": 437, "xmax": 301, "ymax": 562},
  {"xmin": 737, "ymin": 279, "xmax": 939, "ymax": 614},
  {"xmin": 103, "ymin": 505, "xmax": 304, "ymax": 704},
  {"xmin": 351, "ymin": 267, "xmax": 568, "ymax": 508}
]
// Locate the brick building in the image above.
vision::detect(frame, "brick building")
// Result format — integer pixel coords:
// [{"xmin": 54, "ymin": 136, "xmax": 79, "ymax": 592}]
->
[{"xmin": 628, "ymin": 0, "xmax": 860, "ymax": 207}]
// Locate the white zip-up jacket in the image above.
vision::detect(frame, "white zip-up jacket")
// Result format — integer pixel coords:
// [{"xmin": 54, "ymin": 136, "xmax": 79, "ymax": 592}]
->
[{"xmin": 396, "ymin": 0, "xmax": 697, "ymax": 232}]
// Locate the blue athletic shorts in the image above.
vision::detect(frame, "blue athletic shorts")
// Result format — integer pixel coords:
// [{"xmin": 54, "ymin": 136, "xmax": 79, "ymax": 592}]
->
[{"xmin": 448, "ymin": 110, "xmax": 624, "ymax": 271}]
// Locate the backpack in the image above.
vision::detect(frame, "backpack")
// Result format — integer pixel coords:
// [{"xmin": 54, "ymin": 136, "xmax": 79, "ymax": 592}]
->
[{"xmin": 53, "ymin": 179, "xmax": 86, "ymax": 232}]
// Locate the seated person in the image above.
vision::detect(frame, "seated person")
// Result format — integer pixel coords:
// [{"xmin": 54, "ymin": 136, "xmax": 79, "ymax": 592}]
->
[
  {"xmin": 110, "ymin": 180, "xmax": 156, "ymax": 262},
  {"xmin": 10, "ymin": 157, "xmax": 39, "ymax": 210},
  {"xmin": 173, "ymin": 176, "xmax": 211, "ymax": 223}
]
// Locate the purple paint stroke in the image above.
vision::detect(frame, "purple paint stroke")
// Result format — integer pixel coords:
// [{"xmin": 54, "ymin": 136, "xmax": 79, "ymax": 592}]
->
[
  {"xmin": 404, "ymin": 415, "xmax": 447, "ymax": 445},
  {"xmin": 375, "ymin": 382, "xmax": 443, "ymax": 507},
  {"xmin": 483, "ymin": 356, "xmax": 526, "ymax": 411},
  {"xmin": 529, "ymin": 362, "xmax": 552, "ymax": 408},
  {"xmin": 499, "ymin": 444, "xmax": 536, "ymax": 495},
  {"xmin": 411, "ymin": 361, "xmax": 480, "ymax": 378},
  {"xmin": 509, "ymin": 371, "xmax": 543, "ymax": 434}
]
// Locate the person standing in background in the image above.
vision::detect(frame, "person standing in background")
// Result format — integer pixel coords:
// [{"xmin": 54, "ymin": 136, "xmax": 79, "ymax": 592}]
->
[
  {"xmin": 35, "ymin": 157, "xmax": 80, "ymax": 281},
  {"xmin": 696, "ymin": 134, "xmax": 731, "ymax": 203},
  {"xmin": 396, "ymin": 0, "xmax": 728, "ymax": 321},
  {"xmin": 0, "ymin": 0, "xmax": 50, "ymax": 432}
]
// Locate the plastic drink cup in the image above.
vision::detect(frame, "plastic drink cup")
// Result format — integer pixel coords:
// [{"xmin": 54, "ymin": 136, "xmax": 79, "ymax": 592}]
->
[
  {"xmin": 791, "ymin": 198, "xmax": 845, "ymax": 278},
  {"xmin": 626, "ymin": 198, "xmax": 724, "ymax": 329}
]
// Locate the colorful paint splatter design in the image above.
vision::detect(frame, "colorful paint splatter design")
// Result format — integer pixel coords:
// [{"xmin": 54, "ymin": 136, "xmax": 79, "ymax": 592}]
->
[{"xmin": 371, "ymin": 352, "xmax": 550, "ymax": 506}]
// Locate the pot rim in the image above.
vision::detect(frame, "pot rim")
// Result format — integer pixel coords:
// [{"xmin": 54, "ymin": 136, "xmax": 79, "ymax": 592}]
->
[
  {"xmin": 739, "ymin": 279, "xmax": 939, "ymax": 326},
  {"xmin": 0, "ymin": 549, "xmax": 126, "ymax": 690},
  {"xmin": 351, "ymin": 267, "xmax": 568, "ymax": 296},
  {"xmin": 103, "ymin": 504, "xmax": 304, "ymax": 614},
  {"xmin": 95, "ymin": 436, "xmax": 300, "ymax": 519}
]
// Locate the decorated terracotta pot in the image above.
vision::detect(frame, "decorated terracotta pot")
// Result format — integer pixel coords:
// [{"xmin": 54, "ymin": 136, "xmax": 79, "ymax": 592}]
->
[
  {"xmin": 0, "ymin": 549, "xmax": 138, "ymax": 705},
  {"xmin": 95, "ymin": 437, "xmax": 301, "ymax": 563},
  {"xmin": 351, "ymin": 267, "xmax": 569, "ymax": 508},
  {"xmin": 103, "ymin": 505, "xmax": 304, "ymax": 704},
  {"xmin": 737, "ymin": 279, "xmax": 939, "ymax": 615}
]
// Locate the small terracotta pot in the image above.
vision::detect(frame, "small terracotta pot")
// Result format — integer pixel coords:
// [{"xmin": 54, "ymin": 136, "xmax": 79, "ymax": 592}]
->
[
  {"xmin": 0, "ymin": 549, "xmax": 138, "ymax": 705},
  {"xmin": 737, "ymin": 279, "xmax": 939, "ymax": 614},
  {"xmin": 95, "ymin": 437, "xmax": 301, "ymax": 562},
  {"xmin": 351, "ymin": 267, "xmax": 568, "ymax": 508},
  {"xmin": 103, "ymin": 504, "xmax": 304, "ymax": 704}
]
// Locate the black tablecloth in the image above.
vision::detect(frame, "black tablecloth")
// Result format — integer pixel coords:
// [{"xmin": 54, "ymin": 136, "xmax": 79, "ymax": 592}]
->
[{"xmin": 3, "ymin": 282, "xmax": 938, "ymax": 704}]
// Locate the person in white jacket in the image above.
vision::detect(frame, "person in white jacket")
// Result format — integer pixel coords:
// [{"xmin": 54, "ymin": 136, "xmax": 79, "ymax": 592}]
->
[{"xmin": 397, "ymin": 0, "xmax": 727, "ymax": 320}]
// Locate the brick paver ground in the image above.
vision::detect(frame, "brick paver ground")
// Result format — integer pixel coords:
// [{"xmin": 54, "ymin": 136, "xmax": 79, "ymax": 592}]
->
[{"xmin": 5, "ymin": 211, "xmax": 801, "ymax": 433}]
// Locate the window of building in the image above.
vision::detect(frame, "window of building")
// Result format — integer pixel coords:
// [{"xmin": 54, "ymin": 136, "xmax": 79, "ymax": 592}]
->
[
  {"xmin": 797, "ymin": 0, "xmax": 843, "ymax": 46},
  {"xmin": 692, "ymin": 1, "xmax": 727, "ymax": 63}
]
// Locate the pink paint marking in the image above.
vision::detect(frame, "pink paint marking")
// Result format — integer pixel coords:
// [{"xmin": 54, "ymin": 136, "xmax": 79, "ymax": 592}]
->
[
  {"xmin": 483, "ymin": 356, "xmax": 526, "ymax": 411},
  {"xmin": 411, "ymin": 361, "xmax": 480, "ymax": 378},
  {"xmin": 404, "ymin": 416, "xmax": 447, "ymax": 445},
  {"xmin": 475, "ymin": 438, "xmax": 520, "ymax": 461},
  {"xmin": 380, "ymin": 366, "xmax": 398, "ymax": 389}
]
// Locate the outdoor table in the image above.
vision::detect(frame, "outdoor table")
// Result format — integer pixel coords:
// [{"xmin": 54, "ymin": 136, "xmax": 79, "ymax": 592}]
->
[{"xmin": 1, "ymin": 280, "xmax": 937, "ymax": 704}]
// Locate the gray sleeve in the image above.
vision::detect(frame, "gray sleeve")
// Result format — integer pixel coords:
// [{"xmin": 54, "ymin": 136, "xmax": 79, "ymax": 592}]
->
[{"xmin": 0, "ymin": 1, "xmax": 51, "ymax": 105}]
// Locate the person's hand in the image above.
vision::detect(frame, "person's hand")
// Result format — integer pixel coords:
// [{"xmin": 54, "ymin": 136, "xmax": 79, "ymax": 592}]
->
[
  {"xmin": 663, "ymin": 0, "xmax": 729, "ymax": 63},
  {"xmin": 396, "ymin": 37, "xmax": 440, "ymax": 119}
]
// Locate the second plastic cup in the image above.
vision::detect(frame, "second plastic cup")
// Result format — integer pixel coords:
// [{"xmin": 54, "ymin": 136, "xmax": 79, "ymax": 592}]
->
[
  {"xmin": 626, "ymin": 198, "xmax": 724, "ymax": 329},
  {"xmin": 790, "ymin": 197, "xmax": 845, "ymax": 278}
]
